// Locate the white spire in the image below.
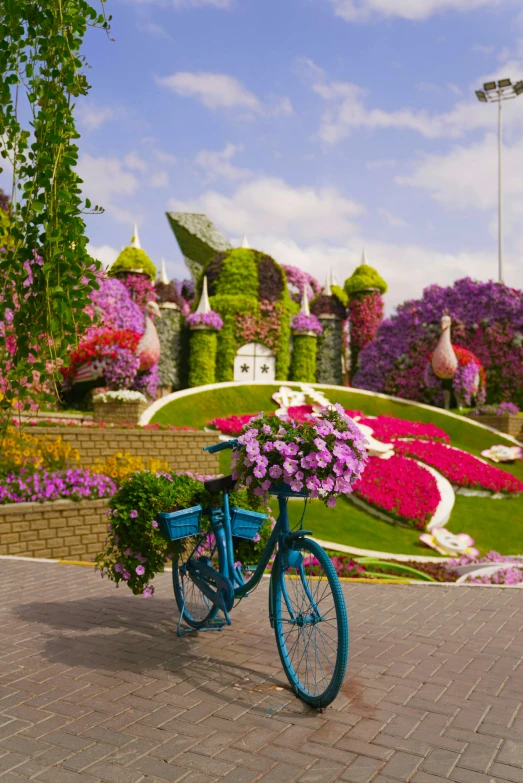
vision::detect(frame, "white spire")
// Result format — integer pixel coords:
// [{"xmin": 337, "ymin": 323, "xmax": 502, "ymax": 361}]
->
[
  {"xmin": 324, "ymin": 268, "xmax": 333, "ymax": 295},
  {"xmin": 130, "ymin": 224, "xmax": 141, "ymax": 250},
  {"xmin": 159, "ymin": 258, "xmax": 169, "ymax": 285},
  {"xmin": 241, "ymin": 235, "xmax": 250, "ymax": 248},
  {"xmin": 300, "ymin": 284, "xmax": 310, "ymax": 317},
  {"xmin": 195, "ymin": 275, "xmax": 212, "ymax": 315},
  {"xmin": 361, "ymin": 247, "xmax": 368, "ymax": 266}
]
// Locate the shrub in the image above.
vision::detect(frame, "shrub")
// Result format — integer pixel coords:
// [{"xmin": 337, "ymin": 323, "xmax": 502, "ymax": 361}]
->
[
  {"xmin": 344, "ymin": 264, "xmax": 388, "ymax": 296},
  {"xmin": 91, "ymin": 452, "xmax": 170, "ymax": 485},
  {"xmin": 0, "ymin": 426, "xmax": 80, "ymax": 474},
  {"xmin": 109, "ymin": 247, "xmax": 157, "ymax": 281},
  {"xmin": 290, "ymin": 334, "xmax": 317, "ymax": 383},
  {"xmin": 188, "ymin": 330, "xmax": 217, "ymax": 387}
]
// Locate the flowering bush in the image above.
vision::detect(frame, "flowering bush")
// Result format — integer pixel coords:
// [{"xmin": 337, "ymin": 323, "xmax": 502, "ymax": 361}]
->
[
  {"xmin": 471, "ymin": 402, "xmax": 519, "ymax": 416},
  {"xmin": 185, "ymin": 310, "xmax": 223, "ymax": 331},
  {"xmin": 0, "ymin": 468, "xmax": 116, "ymax": 504},
  {"xmin": 235, "ymin": 301, "xmax": 281, "ymax": 351},
  {"xmin": 393, "ymin": 440, "xmax": 523, "ymax": 495},
  {"xmin": 10, "ymin": 419, "xmax": 195, "ymax": 431},
  {"xmin": 281, "ymin": 265, "xmax": 321, "ymax": 303},
  {"xmin": 355, "ymin": 278, "xmax": 523, "ymax": 406},
  {"xmin": 291, "ymin": 313, "xmax": 323, "ymax": 335},
  {"xmin": 88, "ymin": 277, "xmax": 145, "ymax": 335},
  {"xmin": 208, "ymin": 414, "xmax": 261, "ymax": 436},
  {"xmin": 352, "ymin": 455, "xmax": 441, "ymax": 529},
  {"xmin": 91, "ymin": 452, "xmax": 170, "ymax": 484},
  {"xmin": 449, "ymin": 553, "xmax": 523, "ymax": 585},
  {"xmin": 348, "ymin": 291, "xmax": 384, "ymax": 378},
  {"xmin": 0, "ymin": 427, "xmax": 80, "ymax": 474},
  {"xmin": 119, "ymin": 273, "xmax": 156, "ymax": 312},
  {"xmin": 356, "ymin": 415, "xmax": 450, "ymax": 444},
  {"xmin": 62, "ymin": 328, "xmax": 141, "ymax": 385},
  {"xmin": 287, "ymin": 405, "xmax": 316, "ymax": 423},
  {"xmin": 232, "ymin": 405, "xmax": 368, "ymax": 507}
]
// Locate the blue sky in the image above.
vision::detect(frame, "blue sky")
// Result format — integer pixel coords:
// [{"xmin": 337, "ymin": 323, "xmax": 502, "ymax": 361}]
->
[{"xmin": 74, "ymin": 0, "xmax": 523, "ymax": 307}]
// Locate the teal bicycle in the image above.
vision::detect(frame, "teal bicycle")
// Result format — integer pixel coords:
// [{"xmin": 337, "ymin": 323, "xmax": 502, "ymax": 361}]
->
[{"xmin": 158, "ymin": 438, "xmax": 349, "ymax": 709}]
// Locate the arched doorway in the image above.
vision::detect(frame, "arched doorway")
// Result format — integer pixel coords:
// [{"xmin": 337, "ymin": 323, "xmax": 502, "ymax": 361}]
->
[{"xmin": 233, "ymin": 343, "xmax": 275, "ymax": 381}]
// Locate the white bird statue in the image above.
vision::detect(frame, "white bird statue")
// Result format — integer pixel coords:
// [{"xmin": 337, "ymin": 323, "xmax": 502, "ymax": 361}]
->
[{"xmin": 431, "ymin": 314, "xmax": 458, "ymax": 380}]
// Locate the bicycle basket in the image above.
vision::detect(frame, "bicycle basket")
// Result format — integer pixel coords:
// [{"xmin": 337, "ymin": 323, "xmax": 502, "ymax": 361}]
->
[
  {"xmin": 156, "ymin": 505, "xmax": 202, "ymax": 541},
  {"xmin": 230, "ymin": 506, "xmax": 267, "ymax": 540},
  {"xmin": 269, "ymin": 482, "xmax": 310, "ymax": 499}
]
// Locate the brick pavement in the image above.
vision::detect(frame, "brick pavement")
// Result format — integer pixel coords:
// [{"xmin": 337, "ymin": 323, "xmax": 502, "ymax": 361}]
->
[{"xmin": 0, "ymin": 559, "xmax": 522, "ymax": 783}]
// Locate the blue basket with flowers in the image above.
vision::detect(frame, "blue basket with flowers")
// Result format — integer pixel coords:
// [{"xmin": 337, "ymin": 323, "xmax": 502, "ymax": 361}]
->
[{"xmin": 157, "ymin": 505, "xmax": 202, "ymax": 541}]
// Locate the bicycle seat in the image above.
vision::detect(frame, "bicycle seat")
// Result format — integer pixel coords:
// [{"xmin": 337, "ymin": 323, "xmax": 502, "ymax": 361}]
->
[{"xmin": 204, "ymin": 474, "xmax": 237, "ymax": 494}]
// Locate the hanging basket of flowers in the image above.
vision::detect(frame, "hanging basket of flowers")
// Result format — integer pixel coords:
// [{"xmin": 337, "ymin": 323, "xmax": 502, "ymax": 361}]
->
[{"xmin": 231, "ymin": 404, "xmax": 368, "ymax": 507}]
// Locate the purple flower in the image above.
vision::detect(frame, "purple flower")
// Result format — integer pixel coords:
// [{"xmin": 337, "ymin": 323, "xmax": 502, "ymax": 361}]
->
[
  {"xmin": 114, "ymin": 563, "xmax": 124, "ymax": 574},
  {"xmin": 122, "ymin": 571, "xmax": 131, "ymax": 580},
  {"xmin": 152, "ymin": 520, "xmax": 158, "ymax": 528},
  {"xmin": 135, "ymin": 565, "xmax": 145, "ymax": 576},
  {"xmin": 253, "ymin": 532, "xmax": 261, "ymax": 542},
  {"xmin": 129, "ymin": 509, "xmax": 138, "ymax": 519},
  {"xmin": 185, "ymin": 310, "xmax": 223, "ymax": 331},
  {"xmin": 143, "ymin": 586, "xmax": 153, "ymax": 598},
  {"xmin": 269, "ymin": 464, "xmax": 282, "ymax": 479}
]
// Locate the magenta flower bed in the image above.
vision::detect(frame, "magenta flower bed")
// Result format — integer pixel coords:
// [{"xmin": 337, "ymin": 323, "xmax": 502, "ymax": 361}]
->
[
  {"xmin": 0, "ymin": 469, "xmax": 117, "ymax": 504},
  {"xmin": 353, "ymin": 454, "xmax": 441, "ymax": 529},
  {"xmin": 356, "ymin": 415, "xmax": 450, "ymax": 444},
  {"xmin": 208, "ymin": 414, "xmax": 269, "ymax": 436},
  {"xmin": 393, "ymin": 440, "xmax": 523, "ymax": 495}
]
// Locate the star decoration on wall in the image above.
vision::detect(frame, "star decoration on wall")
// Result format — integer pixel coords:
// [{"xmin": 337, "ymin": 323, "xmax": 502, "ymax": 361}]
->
[
  {"xmin": 241, "ymin": 364, "xmax": 250, "ymax": 373},
  {"xmin": 260, "ymin": 364, "xmax": 269, "ymax": 374}
]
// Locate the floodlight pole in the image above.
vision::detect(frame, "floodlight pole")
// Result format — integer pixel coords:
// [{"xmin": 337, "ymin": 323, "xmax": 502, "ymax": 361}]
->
[{"xmin": 497, "ymin": 96, "xmax": 503, "ymax": 284}]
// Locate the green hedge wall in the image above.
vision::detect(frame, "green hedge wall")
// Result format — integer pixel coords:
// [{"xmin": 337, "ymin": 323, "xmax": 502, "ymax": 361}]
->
[
  {"xmin": 290, "ymin": 333, "xmax": 317, "ymax": 382},
  {"xmin": 157, "ymin": 308, "xmax": 182, "ymax": 390},
  {"xmin": 188, "ymin": 330, "xmax": 217, "ymax": 387},
  {"xmin": 316, "ymin": 318, "xmax": 344, "ymax": 385}
]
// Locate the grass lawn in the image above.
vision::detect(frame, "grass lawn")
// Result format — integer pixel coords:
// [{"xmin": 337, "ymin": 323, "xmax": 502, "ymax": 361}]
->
[{"xmin": 169, "ymin": 384, "xmax": 523, "ymax": 557}]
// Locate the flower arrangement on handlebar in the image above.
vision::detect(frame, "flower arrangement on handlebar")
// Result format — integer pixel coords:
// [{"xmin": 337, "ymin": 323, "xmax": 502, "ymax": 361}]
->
[{"xmin": 232, "ymin": 403, "xmax": 368, "ymax": 507}]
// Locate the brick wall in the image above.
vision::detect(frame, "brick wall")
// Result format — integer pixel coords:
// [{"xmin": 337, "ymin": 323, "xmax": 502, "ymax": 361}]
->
[
  {"xmin": 0, "ymin": 498, "xmax": 108, "ymax": 560},
  {"xmin": 33, "ymin": 427, "xmax": 219, "ymax": 473}
]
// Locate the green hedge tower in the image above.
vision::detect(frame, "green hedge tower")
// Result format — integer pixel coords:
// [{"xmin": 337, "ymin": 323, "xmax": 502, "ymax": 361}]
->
[{"xmin": 312, "ymin": 271, "xmax": 347, "ymax": 386}]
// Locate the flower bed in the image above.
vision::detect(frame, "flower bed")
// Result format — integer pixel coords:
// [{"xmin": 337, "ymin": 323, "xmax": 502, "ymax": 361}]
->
[
  {"xmin": 393, "ymin": 440, "xmax": 523, "ymax": 495},
  {"xmin": 0, "ymin": 468, "xmax": 116, "ymax": 504},
  {"xmin": 356, "ymin": 415, "xmax": 449, "ymax": 444},
  {"xmin": 352, "ymin": 454, "xmax": 441, "ymax": 529},
  {"xmin": 12, "ymin": 419, "xmax": 195, "ymax": 430}
]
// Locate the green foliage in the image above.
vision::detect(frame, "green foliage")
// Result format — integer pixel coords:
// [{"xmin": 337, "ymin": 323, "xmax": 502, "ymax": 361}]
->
[
  {"xmin": 94, "ymin": 471, "xmax": 214, "ymax": 596},
  {"xmin": 330, "ymin": 284, "xmax": 349, "ymax": 308},
  {"xmin": 157, "ymin": 308, "xmax": 182, "ymax": 389},
  {"xmin": 344, "ymin": 264, "xmax": 388, "ymax": 296},
  {"xmin": 212, "ymin": 294, "xmax": 256, "ymax": 382},
  {"xmin": 290, "ymin": 334, "xmax": 317, "ymax": 383},
  {"xmin": 109, "ymin": 247, "xmax": 156, "ymax": 281},
  {"xmin": 188, "ymin": 329, "xmax": 217, "ymax": 387},
  {"xmin": 206, "ymin": 248, "xmax": 260, "ymax": 299},
  {"xmin": 0, "ymin": 0, "xmax": 109, "ymax": 416},
  {"xmin": 316, "ymin": 319, "xmax": 344, "ymax": 385}
]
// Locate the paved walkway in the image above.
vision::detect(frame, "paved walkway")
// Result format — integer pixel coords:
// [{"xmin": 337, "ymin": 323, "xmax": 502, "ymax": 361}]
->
[{"xmin": 1, "ymin": 560, "xmax": 523, "ymax": 783}]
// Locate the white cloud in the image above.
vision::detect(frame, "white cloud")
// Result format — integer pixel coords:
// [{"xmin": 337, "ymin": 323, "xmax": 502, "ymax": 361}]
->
[
  {"xmin": 328, "ymin": 0, "xmax": 513, "ymax": 23},
  {"xmin": 77, "ymin": 154, "xmax": 139, "ymax": 223},
  {"xmin": 156, "ymin": 71, "xmax": 293, "ymax": 117},
  {"xmin": 76, "ymin": 103, "xmax": 115, "ymax": 131},
  {"xmin": 124, "ymin": 152, "xmax": 148, "ymax": 173},
  {"xmin": 153, "ymin": 148, "xmax": 177, "ymax": 165},
  {"xmin": 157, "ymin": 72, "xmax": 262, "ymax": 112},
  {"xmin": 87, "ymin": 243, "xmax": 119, "ymax": 270},
  {"xmin": 194, "ymin": 143, "xmax": 252, "ymax": 181},
  {"xmin": 168, "ymin": 176, "xmax": 364, "ymax": 242},
  {"xmin": 143, "ymin": 22, "xmax": 173, "ymax": 40},
  {"xmin": 150, "ymin": 171, "xmax": 169, "ymax": 188},
  {"xmin": 377, "ymin": 208, "xmax": 408, "ymax": 228}
]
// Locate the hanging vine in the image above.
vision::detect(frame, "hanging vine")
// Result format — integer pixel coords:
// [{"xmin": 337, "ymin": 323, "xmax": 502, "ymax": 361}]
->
[{"xmin": 0, "ymin": 0, "xmax": 110, "ymax": 424}]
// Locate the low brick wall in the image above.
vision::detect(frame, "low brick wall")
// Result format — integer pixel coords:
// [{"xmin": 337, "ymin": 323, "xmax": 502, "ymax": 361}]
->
[
  {"xmin": 0, "ymin": 498, "xmax": 108, "ymax": 560},
  {"xmin": 93, "ymin": 400, "xmax": 147, "ymax": 425},
  {"xmin": 33, "ymin": 427, "xmax": 219, "ymax": 473},
  {"xmin": 467, "ymin": 414, "xmax": 522, "ymax": 438}
]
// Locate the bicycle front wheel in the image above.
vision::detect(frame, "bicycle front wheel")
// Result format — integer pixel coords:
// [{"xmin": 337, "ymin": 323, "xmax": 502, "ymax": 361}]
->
[
  {"xmin": 272, "ymin": 538, "xmax": 349, "ymax": 709},
  {"xmin": 172, "ymin": 533, "xmax": 220, "ymax": 629}
]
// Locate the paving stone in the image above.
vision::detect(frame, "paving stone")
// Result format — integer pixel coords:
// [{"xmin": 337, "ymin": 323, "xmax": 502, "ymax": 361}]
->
[{"xmin": 2, "ymin": 561, "xmax": 523, "ymax": 783}]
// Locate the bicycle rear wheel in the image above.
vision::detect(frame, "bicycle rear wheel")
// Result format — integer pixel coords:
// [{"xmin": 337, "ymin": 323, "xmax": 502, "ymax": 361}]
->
[
  {"xmin": 271, "ymin": 538, "xmax": 349, "ymax": 709},
  {"xmin": 172, "ymin": 533, "xmax": 220, "ymax": 629}
]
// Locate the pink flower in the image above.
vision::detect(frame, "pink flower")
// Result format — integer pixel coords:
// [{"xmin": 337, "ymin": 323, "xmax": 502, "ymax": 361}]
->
[
  {"xmin": 269, "ymin": 464, "xmax": 282, "ymax": 479},
  {"xmin": 129, "ymin": 509, "xmax": 138, "ymax": 519},
  {"xmin": 136, "ymin": 565, "xmax": 145, "ymax": 576},
  {"xmin": 143, "ymin": 586, "xmax": 153, "ymax": 598},
  {"xmin": 152, "ymin": 520, "xmax": 158, "ymax": 528},
  {"xmin": 122, "ymin": 571, "xmax": 131, "ymax": 580}
]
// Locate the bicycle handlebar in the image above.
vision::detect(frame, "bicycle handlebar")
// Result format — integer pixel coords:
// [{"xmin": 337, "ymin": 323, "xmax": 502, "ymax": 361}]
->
[{"xmin": 203, "ymin": 438, "xmax": 239, "ymax": 454}]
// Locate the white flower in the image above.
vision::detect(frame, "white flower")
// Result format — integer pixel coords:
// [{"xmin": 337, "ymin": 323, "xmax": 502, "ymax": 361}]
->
[{"xmin": 93, "ymin": 390, "xmax": 147, "ymax": 403}]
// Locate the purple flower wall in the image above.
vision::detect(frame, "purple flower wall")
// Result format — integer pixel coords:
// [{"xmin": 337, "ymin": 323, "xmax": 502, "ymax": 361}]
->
[{"xmin": 354, "ymin": 278, "xmax": 523, "ymax": 406}]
